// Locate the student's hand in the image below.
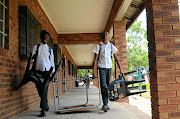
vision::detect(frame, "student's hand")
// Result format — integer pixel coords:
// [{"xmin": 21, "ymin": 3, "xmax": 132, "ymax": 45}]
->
[
  {"xmin": 120, "ymin": 70, "xmax": 123, "ymax": 76},
  {"xmin": 32, "ymin": 53, "xmax": 38, "ymax": 60}
]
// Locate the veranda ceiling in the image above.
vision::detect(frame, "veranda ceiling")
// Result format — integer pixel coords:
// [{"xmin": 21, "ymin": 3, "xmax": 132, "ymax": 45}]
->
[{"xmin": 38, "ymin": 0, "xmax": 145, "ymax": 68}]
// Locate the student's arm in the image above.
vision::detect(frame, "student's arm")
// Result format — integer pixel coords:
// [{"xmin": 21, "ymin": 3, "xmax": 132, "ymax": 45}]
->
[
  {"xmin": 114, "ymin": 53, "xmax": 122, "ymax": 75},
  {"xmin": 51, "ymin": 49, "xmax": 55, "ymax": 73},
  {"xmin": 93, "ymin": 53, "xmax": 98, "ymax": 78},
  {"xmin": 31, "ymin": 45, "xmax": 37, "ymax": 62}
]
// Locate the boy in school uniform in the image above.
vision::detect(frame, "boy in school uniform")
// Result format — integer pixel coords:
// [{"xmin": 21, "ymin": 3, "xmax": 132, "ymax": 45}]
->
[
  {"xmin": 93, "ymin": 32, "xmax": 122, "ymax": 112},
  {"xmin": 31, "ymin": 30, "xmax": 55, "ymax": 117}
]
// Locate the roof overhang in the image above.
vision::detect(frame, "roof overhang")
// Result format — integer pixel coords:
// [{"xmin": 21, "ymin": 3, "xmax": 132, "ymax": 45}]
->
[{"xmin": 37, "ymin": 0, "xmax": 145, "ymax": 68}]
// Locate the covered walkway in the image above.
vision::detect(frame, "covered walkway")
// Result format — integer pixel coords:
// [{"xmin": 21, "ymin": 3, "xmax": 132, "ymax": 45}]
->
[{"xmin": 14, "ymin": 83, "xmax": 151, "ymax": 119}]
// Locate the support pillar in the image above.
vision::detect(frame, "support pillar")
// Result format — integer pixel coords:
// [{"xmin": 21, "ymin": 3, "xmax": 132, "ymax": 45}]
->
[
  {"xmin": 146, "ymin": 0, "xmax": 180, "ymax": 118},
  {"xmin": 113, "ymin": 18, "xmax": 128, "ymax": 102}
]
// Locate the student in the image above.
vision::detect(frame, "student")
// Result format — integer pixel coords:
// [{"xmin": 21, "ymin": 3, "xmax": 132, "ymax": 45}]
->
[
  {"xmin": 141, "ymin": 67, "xmax": 149, "ymax": 84},
  {"xmin": 31, "ymin": 30, "xmax": 55, "ymax": 117},
  {"xmin": 85, "ymin": 70, "xmax": 91, "ymax": 88},
  {"xmin": 93, "ymin": 32, "xmax": 122, "ymax": 112}
]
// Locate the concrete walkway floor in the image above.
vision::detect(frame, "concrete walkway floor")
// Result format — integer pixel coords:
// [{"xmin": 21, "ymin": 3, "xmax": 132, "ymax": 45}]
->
[
  {"xmin": 14, "ymin": 83, "xmax": 151, "ymax": 119},
  {"xmin": 129, "ymin": 95, "xmax": 152, "ymax": 116}
]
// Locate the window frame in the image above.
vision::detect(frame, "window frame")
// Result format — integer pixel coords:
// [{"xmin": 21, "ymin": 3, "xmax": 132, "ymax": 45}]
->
[{"xmin": 0, "ymin": 0, "xmax": 7, "ymax": 48}]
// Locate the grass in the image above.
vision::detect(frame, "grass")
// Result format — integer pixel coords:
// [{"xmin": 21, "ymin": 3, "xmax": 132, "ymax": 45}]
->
[
  {"xmin": 128, "ymin": 83, "xmax": 150, "ymax": 89},
  {"xmin": 140, "ymin": 89, "xmax": 151, "ymax": 99},
  {"xmin": 128, "ymin": 83, "xmax": 151, "ymax": 99}
]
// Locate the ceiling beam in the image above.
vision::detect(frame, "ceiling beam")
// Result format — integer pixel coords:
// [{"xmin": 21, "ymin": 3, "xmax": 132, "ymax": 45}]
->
[
  {"xmin": 77, "ymin": 66, "xmax": 92, "ymax": 69},
  {"xmin": 58, "ymin": 33, "xmax": 102, "ymax": 44},
  {"xmin": 126, "ymin": 0, "xmax": 145, "ymax": 30},
  {"xmin": 130, "ymin": 4, "xmax": 140, "ymax": 10},
  {"xmin": 104, "ymin": 0, "xmax": 125, "ymax": 33}
]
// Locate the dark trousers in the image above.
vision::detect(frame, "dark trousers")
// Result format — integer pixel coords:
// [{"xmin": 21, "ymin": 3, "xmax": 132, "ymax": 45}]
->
[
  {"xmin": 34, "ymin": 71, "xmax": 49, "ymax": 110},
  {"xmin": 35, "ymin": 83, "xmax": 49, "ymax": 110},
  {"xmin": 99, "ymin": 68, "xmax": 112, "ymax": 106}
]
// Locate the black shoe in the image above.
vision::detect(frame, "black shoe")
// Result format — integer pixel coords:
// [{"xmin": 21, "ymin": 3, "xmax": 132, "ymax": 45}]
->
[
  {"xmin": 107, "ymin": 105, "xmax": 110, "ymax": 110},
  {"xmin": 102, "ymin": 105, "xmax": 108, "ymax": 112},
  {"xmin": 39, "ymin": 110, "xmax": 46, "ymax": 117}
]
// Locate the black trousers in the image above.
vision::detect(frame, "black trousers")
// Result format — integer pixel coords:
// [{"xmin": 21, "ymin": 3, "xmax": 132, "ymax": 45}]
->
[
  {"xmin": 34, "ymin": 70, "xmax": 49, "ymax": 110},
  {"xmin": 35, "ymin": 82, "xmax": 49, "ymax": 110}
]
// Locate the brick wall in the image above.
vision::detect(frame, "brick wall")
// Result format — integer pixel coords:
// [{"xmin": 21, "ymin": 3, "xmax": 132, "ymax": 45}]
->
[
  {"xmin": 0, "ymin": 0, "xmax": 77, "ymax": 119},
  {"xmin": 113, "ymin": 19, "xmax": 128, "ymax": 103},
  {"xmin": 61, "ymin": 46, "xmax": 77, "ymax": 91},
  {"xmin": 146, "ymin": 0, "xmax": 180, "ymax": 118},
  {"xmin": 58, "ymin": 33, "xmax": 102, "ymax": 44}
]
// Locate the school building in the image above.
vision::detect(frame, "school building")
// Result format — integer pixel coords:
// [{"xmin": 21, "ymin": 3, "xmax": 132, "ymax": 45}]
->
[{"xmin": 0, "ymin": 0, "xmax": 180, "ymax": 118}]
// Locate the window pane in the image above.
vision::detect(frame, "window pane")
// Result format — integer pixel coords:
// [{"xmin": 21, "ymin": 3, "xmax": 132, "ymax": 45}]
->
[
  {"xmin": 27, "ymin": 10, "xmax": 35, "ymax": 55},
  {"xmin": 178, "ymin": 0, "xmax": 180, "ymax": 19},
  {"xmin": 0, "ymin": 4, "xmax": 3, "ymax": 20},
  {"xmin": 36, "ymin": 24, "xmax": 41, "ymax": 44},
  {"xmin": 0, "ymin": 22, "xmax": 2, "ymax": 31},
  {"xmin": 0, "ymin": 33, "xmax": 2, "ymax": 47},
  {"xmin": 4, "ymin": 35, "xmax": 8, "ymax": 49}
]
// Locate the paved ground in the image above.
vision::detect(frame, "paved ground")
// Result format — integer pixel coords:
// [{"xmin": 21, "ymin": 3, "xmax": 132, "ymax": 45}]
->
[
  {"xmin": 14, "ymin": 83, "xmax": 151, "ymax": 119},
  {"xmin": 129, "ymin": 95, "xmax": 152, "ymax": 116}
]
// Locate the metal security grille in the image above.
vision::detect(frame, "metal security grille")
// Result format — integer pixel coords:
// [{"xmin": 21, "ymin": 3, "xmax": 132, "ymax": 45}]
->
[
  {"xmin": 68, "ymin": 60, "xmax": 72, "ymax": 75},
  {"xmin": 19, "ymin": 6, "xmax": 41, "ymax": 57},
  {"xmin": 178, "ymin": 0, "xmax": 180, "ymax": 19},
  {"xmin": 72, "ymin": 64, "xmax": 74, "ymax": 76},
  {"xmin": 73, "ymin": 66, "xmax": 76, "ymax": 77},
  {"xmin": 54, "ymin": 44, "xmax": 62, "ymax": 70},
  {"xmin": 0, "ymin": 0, "xmax": 7, "ymax": 48}
]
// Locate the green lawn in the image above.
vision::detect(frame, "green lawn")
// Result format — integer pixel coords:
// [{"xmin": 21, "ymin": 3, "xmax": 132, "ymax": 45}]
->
[
  {"xmin": 128, "ymin": 83, "xmax": 150, "ymax": 90},
  {"xmin": 141, "ymin": 90, "xmax": 151, "ymax": 99},
  {"xmin": 128, "ymin": 83, "xmax": 151, "ymax": 99}
]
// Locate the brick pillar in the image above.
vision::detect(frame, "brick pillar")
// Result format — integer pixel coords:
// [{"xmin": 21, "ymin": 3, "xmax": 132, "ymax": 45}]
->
[
  {"xmin": 113, "ymin": 18, "xmax": 128, "ymax": 102},
  {"xmin": 146, "ymin": 0, "xmax": 180, "ymax": 118}
]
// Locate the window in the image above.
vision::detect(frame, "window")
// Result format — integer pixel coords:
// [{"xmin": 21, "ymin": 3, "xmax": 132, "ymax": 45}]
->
[
  {"xmin": 0, "ymin": 0, "xmax": 8, "ymax": 48},
  {"xmin": 68, "ymin": 60, "xmax": 72, "ymax": 75},
  {"xmin": 19, "ymin": 6, "xmax": 41, "ymax": 57},
  {"xmin": 74, "ymin": 66, "xmax": 77, "ymax": 77},
  {"xmin": 54, "ymin": 44, "xmax": 62, "ymax": 70},
  {"xmin": 178, "ymin": 0, "xmax": 180, "ymax": 19},
  {"xmin": 72, "ymin": 64, "xmax": 74, "ymax": 76}
]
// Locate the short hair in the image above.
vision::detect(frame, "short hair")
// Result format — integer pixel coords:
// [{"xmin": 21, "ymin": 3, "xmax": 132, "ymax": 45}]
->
[
  {"xmin": 101, "ymin": 33, "xmax": 105, "ymax": 39},
  {"xmin": 100, "ymin": 32, "xmax": 109, "ymax": 39},
  {"xmin": 40, "ymin": 30, "xmax": 49, "ymax": 40}
]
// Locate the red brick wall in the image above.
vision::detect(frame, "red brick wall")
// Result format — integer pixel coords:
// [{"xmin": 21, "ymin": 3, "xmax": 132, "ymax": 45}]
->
[
  {"xmin": 58, "ymin": 33, "xmax": 102, "ymax": 44},
  {"xmin": 0, "ymin": 0, "xmax": 76, "ymax": 119},
  {"xmin": 146, "ymin": 0, "xmax": 180, "ymax": 118},
  {"xmin": 113, "ymin": 19, "xmax": 128, "ymax": 103},
  {"xmin": 61, "ymin": 46, "xmax": 77, "ymax": 91}
]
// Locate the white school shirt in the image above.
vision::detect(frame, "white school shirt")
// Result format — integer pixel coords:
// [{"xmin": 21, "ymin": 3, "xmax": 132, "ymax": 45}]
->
[
  {"xmin": 142, "ymin": 69, "xmax": 147, "ymax": 75},
  {"xmin": 32, "ymin": 43, "xmax": 55, "ymax": 73},
  {"xmin": 93, "ymin": 41, "xmax": 118, "ymax": 68},
  {"xmin": 85, "ymin": 72, "xmax": 90, "ymax": 78}
]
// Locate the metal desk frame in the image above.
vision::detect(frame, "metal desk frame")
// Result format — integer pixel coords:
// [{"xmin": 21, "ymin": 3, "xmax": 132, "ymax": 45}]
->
[{"xmin": 53, "ymin": 70, "xmax": 101, "ymax": 112}]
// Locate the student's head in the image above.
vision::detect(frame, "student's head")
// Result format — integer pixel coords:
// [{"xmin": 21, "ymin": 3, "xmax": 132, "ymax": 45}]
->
[
  {"xmin": 88, "ymin": 70, "xmax": 90, "ymax": 72},
  {"xmin": 40, "ymin": 30, "xmax": 49, "ymax": 44},
  {"xmin": 101, "ymin": 32, "xmax": 109, "ymax": 42}
]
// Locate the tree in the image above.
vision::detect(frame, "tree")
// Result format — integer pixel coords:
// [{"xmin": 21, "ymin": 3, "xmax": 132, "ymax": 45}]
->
[
  {"xmin": 77, "ymin": 69, "xmax": 92, "ymax": 78},
  {"xmin": 126, "ymin": 20, "xmax": 149, "ymax": 71}
]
